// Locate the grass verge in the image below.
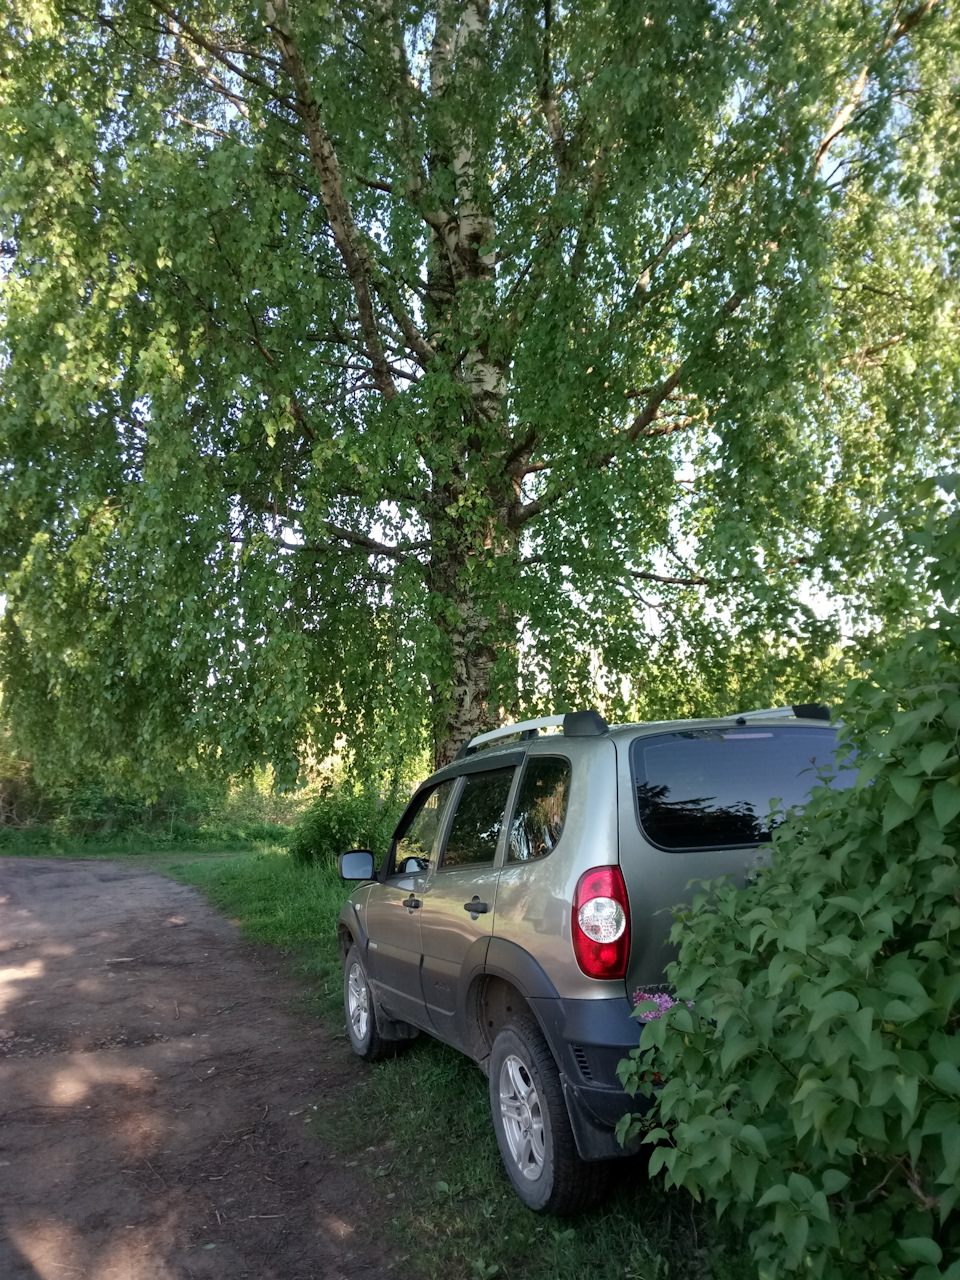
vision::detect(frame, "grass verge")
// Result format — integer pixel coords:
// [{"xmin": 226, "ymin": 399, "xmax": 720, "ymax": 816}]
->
[
  {"xmin": 124, "ymin": 847, "xmax": 758, "ymax": 1280},
  {"xmin": 0, "ymin": 822, "xmax": 291, "ymax": 858}
]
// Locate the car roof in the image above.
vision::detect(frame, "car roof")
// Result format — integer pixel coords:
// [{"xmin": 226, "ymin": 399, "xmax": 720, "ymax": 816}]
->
[{"xmin": 435, "ymin": 711, "xmax": 837, "ymax": 778}]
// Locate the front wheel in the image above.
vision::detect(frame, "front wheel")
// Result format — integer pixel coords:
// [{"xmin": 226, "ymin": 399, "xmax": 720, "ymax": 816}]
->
[
  {"xmin": 343, "ymin": 944, "xmax": 394, "ymax": 1062},
  {"xmin": 488, "ymin": 1016, "xmax": 610, "ymax": 1214}
]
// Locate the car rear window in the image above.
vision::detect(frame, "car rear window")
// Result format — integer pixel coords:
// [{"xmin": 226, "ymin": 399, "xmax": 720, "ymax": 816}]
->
[{"xmin": 631, "ymin": 726, "xmax": 853, "ymax": 850}]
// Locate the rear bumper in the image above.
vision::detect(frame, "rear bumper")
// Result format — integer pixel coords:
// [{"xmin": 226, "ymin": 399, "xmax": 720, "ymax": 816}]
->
[{"xmin": 529, "ymin": 993, "xmax": 652, "ymax": 1161}]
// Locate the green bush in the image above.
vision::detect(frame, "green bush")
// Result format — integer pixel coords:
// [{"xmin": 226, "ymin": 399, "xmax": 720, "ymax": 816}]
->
[
  {"xmin": 289, "ymin": 786, "xmax": 405, "ymax": 866},
  {"xmin": 619, "ymin": 507, "xmax": 960, "ymax": 1278}
]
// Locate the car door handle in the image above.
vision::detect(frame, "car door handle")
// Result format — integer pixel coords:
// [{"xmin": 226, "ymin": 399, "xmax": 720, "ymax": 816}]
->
[
  {"xmin": 402, "ymin": 894, "xmax": 421, "ymax": 912},
  {"xmin": 463, "ymin": 896, "xmax": 490, "ymax": 917}
]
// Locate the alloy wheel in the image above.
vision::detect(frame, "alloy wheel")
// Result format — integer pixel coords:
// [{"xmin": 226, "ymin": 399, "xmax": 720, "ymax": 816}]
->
[{"xmin": 497, "ymin": 1053, "xmax": 545, "ymax": 1181}]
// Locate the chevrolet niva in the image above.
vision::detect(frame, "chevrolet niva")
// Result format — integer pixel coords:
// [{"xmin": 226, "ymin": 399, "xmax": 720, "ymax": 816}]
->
[{"xmin": 337, "ymin": 706, "xmax": 849, "ymax": 1213}]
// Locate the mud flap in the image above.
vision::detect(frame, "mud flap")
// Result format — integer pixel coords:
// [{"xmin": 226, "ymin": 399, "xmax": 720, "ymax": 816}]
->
[{"xmin": 560, "ymin": 1076, "xmax": 646, "ymax": 1161}]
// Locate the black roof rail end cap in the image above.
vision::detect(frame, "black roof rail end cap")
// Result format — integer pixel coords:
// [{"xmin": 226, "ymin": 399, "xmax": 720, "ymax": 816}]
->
[
  {"xmin": 562, "ymin": 709, "xmax": 609, "ymax": 737},
  {"xmin": 792, "ymin": 702, "xmax": 831, "ymax": 722}
]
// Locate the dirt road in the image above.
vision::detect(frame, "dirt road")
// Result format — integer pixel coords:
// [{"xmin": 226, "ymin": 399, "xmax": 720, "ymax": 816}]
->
[{"xmin": 0, "ymin": 857, "xmax": 396, "ymax": 1280}]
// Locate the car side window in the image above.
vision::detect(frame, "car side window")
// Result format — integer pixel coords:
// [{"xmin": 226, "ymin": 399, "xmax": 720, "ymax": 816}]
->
[
  {"xmin": 439, "ymin": 768, "xmax": 515, "ymax": 870},
  {"xmin": 508, "ymin": 756, "xmax": 571, "ymax": 862},
  {"xmin": 394, "ymin": 780, "xmax": 456, "ymax": 873}
]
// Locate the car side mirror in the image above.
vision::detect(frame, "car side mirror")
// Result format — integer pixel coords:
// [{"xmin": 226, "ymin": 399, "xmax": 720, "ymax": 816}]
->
[{"xmin": 339, "ymin": 849, "xmax": 377, "ymax": 881}]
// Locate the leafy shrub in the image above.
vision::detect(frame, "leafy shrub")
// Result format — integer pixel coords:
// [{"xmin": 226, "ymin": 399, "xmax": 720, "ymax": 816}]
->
[
  {"xmin": 289, "ymin": 786, "xmax": 405, "ymax": 866},
  {"xmin": 619, "ymin": 565, "xmax": 960, "ymax": 1272}
]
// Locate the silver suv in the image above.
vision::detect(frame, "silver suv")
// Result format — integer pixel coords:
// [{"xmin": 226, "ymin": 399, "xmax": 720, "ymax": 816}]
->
[{"xmin": 337, "ymin": 706, "xmax": 845, "ymax": 1213}]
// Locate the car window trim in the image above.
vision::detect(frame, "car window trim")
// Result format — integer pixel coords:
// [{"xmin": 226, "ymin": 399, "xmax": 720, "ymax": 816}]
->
[{"xmin": 430, "ymin": 749, "xmax": 526, "ymax": 783}]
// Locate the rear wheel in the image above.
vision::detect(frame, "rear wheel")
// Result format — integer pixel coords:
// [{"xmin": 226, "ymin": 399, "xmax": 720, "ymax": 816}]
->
[
  {"xmin": 489, "ymin": 1016, "xmax": 610, "ymax": 1214},
  {"xmin": 343, "ymin": 944, "xmax": 395, "ymax": 1062}
]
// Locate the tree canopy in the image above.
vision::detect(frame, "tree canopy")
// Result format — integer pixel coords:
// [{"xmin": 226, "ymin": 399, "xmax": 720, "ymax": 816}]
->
[{"xmin": 1, "ymin": 0, "xmax": 958, "ymax": 786}]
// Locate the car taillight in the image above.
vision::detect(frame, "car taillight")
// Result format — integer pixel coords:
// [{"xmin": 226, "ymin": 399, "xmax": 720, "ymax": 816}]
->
[{"xmin": 571, "ymin": 865, "xmax": 630, "ymax": 979}]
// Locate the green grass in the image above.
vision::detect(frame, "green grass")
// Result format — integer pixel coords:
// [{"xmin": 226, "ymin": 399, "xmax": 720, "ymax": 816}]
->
[
  {"xmin": 0, "ymin": 820, "xmax": 292, "ymax": 858},
  {"xmin": 15, "ymin": 843, "xmax": 757, "ymax": 1280},
  {"xmin": 171, "ymin": 849, "xmax": 757, "ymax": 1280},
  {"xmin": 305, "ymin": 1036, "xmax": 754, "ymax": 1280}
]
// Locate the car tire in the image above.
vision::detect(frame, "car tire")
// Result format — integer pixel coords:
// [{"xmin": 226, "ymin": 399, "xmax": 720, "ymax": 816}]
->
[
  {"xmin": 489, "ymin": 1016, "xmax": 610, "ymax": 1215},
  {"xmin": 343, "ymin": 944, "xmax": 396, "ymax": 1062}
]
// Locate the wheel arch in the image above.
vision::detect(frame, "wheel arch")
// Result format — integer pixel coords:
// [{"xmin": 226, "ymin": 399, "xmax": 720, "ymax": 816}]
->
[
  {"xmin": 337, "ymin": 903, "xmax": 368, "ymax": 963},
  {"xmin": 464, "ymin": 937, "xmax": 565, "ymax": 1069}
]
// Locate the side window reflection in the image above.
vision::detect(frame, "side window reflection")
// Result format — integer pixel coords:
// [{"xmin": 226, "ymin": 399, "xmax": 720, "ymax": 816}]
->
[
  {"xmin": 509, "ymin": 757, "xmax": 571, "ymax": 863},
  {"xmin": 440, "ymin": 768, "xmax": 515, "ymax": 870},
  {"xmin": 394, "ymin": 780, "xmax": 455, "ymax": 873}
]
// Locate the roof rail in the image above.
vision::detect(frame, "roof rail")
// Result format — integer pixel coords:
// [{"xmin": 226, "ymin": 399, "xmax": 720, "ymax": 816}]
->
[
  {"xmin": 455, "ymin": 710, "xmax": 609, "ymax": 760},
  {"xmin": 730, "ymin": 704, "xmax": 831, "ymax": 723}
]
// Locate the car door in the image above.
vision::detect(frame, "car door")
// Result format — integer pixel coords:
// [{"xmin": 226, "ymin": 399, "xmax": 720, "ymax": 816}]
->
[
  {"xmin": 417, "ymin": 765, "xmax": 518, "ymax": 1045},
  {"xmin": 364, "ymin": 778, "xmax": 456, "ymax": 1027}
]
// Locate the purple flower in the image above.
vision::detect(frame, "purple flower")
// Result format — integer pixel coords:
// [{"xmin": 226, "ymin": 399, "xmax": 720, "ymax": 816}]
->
[
  {"xmin": 632, "ymin": 989, "xmax": 678, "ymax": 1021},
  {"xmin": 632, "ymin": 990, "xmax": 694, "ymax": 1021}
]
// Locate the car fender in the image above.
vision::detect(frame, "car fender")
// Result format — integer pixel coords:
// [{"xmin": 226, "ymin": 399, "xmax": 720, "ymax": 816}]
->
[
  {"xmin": 337, "ymin": 900, "xmax": 369, "ymax": 960},
  {"xmin": 483, "ymin": 936, "xmax": 564, "ymax": 1003}
]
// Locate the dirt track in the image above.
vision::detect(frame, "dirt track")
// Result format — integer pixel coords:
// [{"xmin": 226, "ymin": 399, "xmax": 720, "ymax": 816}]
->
[{"xmin": 0, "ymin": 857, "xmax": 396, "ymax": 1280}]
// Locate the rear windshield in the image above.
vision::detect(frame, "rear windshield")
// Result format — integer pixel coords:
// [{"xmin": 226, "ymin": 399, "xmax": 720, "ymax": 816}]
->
[{"xmin": 631, "ymin": 726, "xmax": 853, "ymax": 850}]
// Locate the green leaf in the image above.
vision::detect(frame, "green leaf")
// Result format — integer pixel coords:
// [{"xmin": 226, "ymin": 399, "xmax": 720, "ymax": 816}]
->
[
  {"xmin": 893, "ymin": 1074, "xmax": 919, "ymax": 1122},
  {"xmin": 854, "ymin": 1106, "xmax": 887, "ymax": 1143},
  {"xmin": 738, "ymin": 1125, "xmax": 769, "ymax": 1157},
  {"xmin": 720, "ymin": 1035, "xmax": 758, "ymax": 1073},
  {"xmin": 940, "ymin": 1124, "xmax": 960, "ymax": 1180},
  {"xmin": 821, "ymin": 1169, "xmax": 850, "ymax": 1196},
  {"xmin": 848, "ymin": 1006, "xmax": 874, "ymax": 1050},
  {"xmin": 882, "ymin": 998, "xmax": 923, "ymax": 1023},
  {"xmin": 856, "ymin": 754, "xmax": 886, "ymax": 790},
  {"xmin": 780, "ymin": 1209, "xmax": 810, "ymax": 1268},
  {"xmin": 809, "ymin": 988, "xmax": 858, "ymax": 1033},
  {"xmin": 749, "ymin": 1063, "xmax": 785, "ymax": 1110},
  {"xmin": 899, "ymin": 1239, "xmax": 942, "ymax": 1265},
  {"xmin": 890, "ymin": 772, "xmax": 922, "ymax": 806},
  {"xmin": 933, "ymin": 1061, "xmax": 960, "ymax": 1097},
  {"xmin": 883, "ymin": 792, "xmax": 916, "ymax": 833},
  {"xmin": 919, "ymin": 741, "xmax": 952, "ymax": 774},
  {"xmin": 756, "ymin": 1184, "xmax": 792, "ymax": 1208},
  {"xmin": 932, "ymin": 781, "xmax": 960, "ymax": 829}
]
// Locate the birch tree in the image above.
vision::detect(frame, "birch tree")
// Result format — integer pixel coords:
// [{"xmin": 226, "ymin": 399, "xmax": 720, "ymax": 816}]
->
[{"xmin": 1, "ymin": 0, "xmax": 958, "ymax": 784}]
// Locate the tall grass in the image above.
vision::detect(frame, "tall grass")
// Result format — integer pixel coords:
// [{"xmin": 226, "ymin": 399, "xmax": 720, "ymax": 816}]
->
[{"xmin": 171, "ymin": 849, "xmax": 757, "ymax": 1280}]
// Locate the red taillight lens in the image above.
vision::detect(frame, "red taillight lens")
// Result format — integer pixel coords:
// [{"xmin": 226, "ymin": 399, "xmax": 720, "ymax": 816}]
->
[{"xmin": 571, "ymin": 866, "xmax": 630, "ymax": 979}]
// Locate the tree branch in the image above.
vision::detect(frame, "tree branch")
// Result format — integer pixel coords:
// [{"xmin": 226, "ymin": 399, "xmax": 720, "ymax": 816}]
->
[
  {"xmin": 538, "ymin": 0, "xmax": 569, "ymax": 179},
  {"xmin": 511, "ymin": 291, "xmax": 743, "ymax": 528},
  {"xmin": 319, "ymin": 521, "xmax": 429, "ymax": 560},
  {"xmin": 839, "ymin": 332, "xmax": 907, "ymax": 368},
  {"xmin": 629, "ymin": 570, "xmax": 716, "ymax": 587},
  {"xmin": 266, "ymin": 0, "xmax": 399, "ymax": 399},
  {"xmin": 147, "ymin": 2, "xmax": 287, "ymax": 101},
  {"xmin": 813, "ymin": 0, "xmax": 940, "ymax": 174}
]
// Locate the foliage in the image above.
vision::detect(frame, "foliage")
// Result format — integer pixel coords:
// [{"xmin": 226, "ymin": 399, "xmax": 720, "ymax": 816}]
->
[
  {"xmin": 0, "ymin": 750, "xmax": 301, "ymax": 850},
  {"xmin": 2, "ymin": 0, "xmax": 959, "ymax": 782},
  {"xmin": 0, "ymin": 716, "xmax": 50, "ymax": 826},
  {"xmin": 289, "ymin": 786, "xmax": 405, "ymax": 866},
  {"xmin": 618, "ymin": 491, "xmax": 960, "ymax": 1278}
]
